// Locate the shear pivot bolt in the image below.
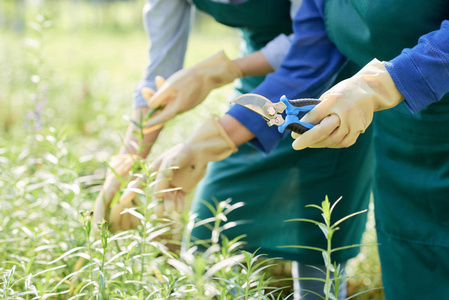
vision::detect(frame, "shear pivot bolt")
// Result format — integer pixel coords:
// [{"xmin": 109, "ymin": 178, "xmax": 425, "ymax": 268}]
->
[{"xmin": 266, "ymin": 107, "xmax": 276, "ymax": 117}]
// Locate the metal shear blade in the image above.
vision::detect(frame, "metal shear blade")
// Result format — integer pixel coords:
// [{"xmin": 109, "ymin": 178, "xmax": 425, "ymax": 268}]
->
[
  {"xmin": 230, "ymin": 93, "xmax": 286, "ymax": 126},
  {"xmin": 231, "ymin": 93, "xmax": 321, "ymax": 134}
]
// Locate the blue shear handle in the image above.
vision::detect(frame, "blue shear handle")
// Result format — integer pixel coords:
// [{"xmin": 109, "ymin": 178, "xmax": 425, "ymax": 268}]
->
[{"xmin": 278, "ymin": 95, "xmax": 321, "ymax": 134}]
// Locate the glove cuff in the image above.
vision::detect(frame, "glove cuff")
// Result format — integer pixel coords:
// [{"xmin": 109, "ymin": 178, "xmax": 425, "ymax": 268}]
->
[
  {"xmin": 194, "ymin": 51, "xmax": 243, "ymax": 87},
  {"xmin": 187, "ymin": 115, "xmax": 238, "ymax": 163},
  {"xmin": 357, "ymin": 59, "xmax": 404, "ymax": 111}
]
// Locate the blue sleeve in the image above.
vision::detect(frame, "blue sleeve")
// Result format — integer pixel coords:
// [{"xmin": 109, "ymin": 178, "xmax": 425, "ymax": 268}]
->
[
  {"xmin": 385, "ymin": 20, "xmax": 449, "ymax": 113},
  {"xmin": 133, "ymin": 0, "xmax": 192, "ymax": 108},
  {"xmin": 227, "ymin": 0, "xmax": 347, "ymax": 153}
]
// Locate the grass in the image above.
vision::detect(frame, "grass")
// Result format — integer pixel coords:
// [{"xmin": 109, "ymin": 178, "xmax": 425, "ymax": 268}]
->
[{"xmin": 0, "ymin": 1, "xmax": 384, "ymax": 299}]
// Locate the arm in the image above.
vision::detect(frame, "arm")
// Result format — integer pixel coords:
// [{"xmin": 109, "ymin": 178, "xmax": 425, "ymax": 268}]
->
[
  {"xmin": 218, "ymin": 114, "xmax": 255, "ymax": 147},
  {"xmin": 233, "ymin": 51, "xmax": 275, "ymax": 77},
  {"xmin": 226, "ymin": 0, "xmax": 348, "ymax": 153},
  {"xmin": 143, "ymin": 46, "xmax": 288, "ymax": 130},
  {"xmin": 124, "ymin": 0, "xmax": 192, "ymax": 156},
  {"xmin": 144, "ymin": 0, "xmax": 347, "ymax": 216},
  {"xmin": 292, "ymin": 20, "xmax": 449, "ymax": 150},
  {"xmin": 133, "ymin": 0, "xmax": 192, "ymax": 109},
  {"xmin": 385, "ymin": 20, "xmax": 449, "ymax": 113},
  {"xmin": 94, "ymin": 0, "xmax": 192, "ymax": 231},
  {"xmin": 142, "ymin": 0, "xmax": 304, "ymax": 128}
]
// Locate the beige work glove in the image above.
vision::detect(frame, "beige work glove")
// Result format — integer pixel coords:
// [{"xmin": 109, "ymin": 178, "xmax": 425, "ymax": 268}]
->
[
  {"xmin": 92, "ymin": 87, "xmax": 157, "ymax": 232},
  {"xmin": 143, "ymin": 51, "xmax": 243, "ymax": 133},
  {"xmin": 292, "ymin": 59, "xmax": 404, "ymax": 149},
  {"xmin": 108, "ymin": 175, "xmax": 145, "ymax": 233},
  {"xmin": 151, "ymin": 116, "xmax": 237, "ymax": 217},
  {"xmin": 92, "ymin": 154, "xmax": 140, "ymax": 229}
]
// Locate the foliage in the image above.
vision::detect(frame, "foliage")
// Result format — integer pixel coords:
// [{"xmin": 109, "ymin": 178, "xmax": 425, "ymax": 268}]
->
[
  {"xmin": 282, "ymin": 197, "xmax": 383, "ymax": 300},
  {"xmin": 0, "ymin": 1, "xmax": 384, "ymax": 299},
  {"xmin": 0, "ymin": 128, "xmax": 290, "ymax": 299}
]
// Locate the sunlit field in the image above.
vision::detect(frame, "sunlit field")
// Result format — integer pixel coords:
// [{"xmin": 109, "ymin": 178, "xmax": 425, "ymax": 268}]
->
[{"xmin": 0, "ymin": 1, "xmax": 383, "ymax": 298}]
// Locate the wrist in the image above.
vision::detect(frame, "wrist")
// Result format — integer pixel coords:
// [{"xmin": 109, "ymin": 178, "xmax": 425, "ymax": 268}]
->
[
  {"xmin": 121, "ymin": 106, "xmax": 163, "ymax": 158},
  {"xmin": 195, "ymin": 51, "xmax": 243, "ymax": 85},
  {"xmin": 232, "ymin": 51, "xmax": 274, "ymax": 77},
  {"xmin": 218, "ymin": 114, "xmax": 255, "ymax": 147},
  {"xmin": 187, "ymin": 116, "xmax": 238, "ymax": 162}
]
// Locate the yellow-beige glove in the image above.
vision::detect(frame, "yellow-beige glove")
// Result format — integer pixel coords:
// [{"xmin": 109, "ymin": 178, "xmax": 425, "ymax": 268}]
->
[
  {"xmin": 93, "ymin": 87, "xmax": 157, "ymax": 232},
  {"xmin": 92, "ymin": 154, "xmax": 140, "ymax": 228},
  {"xmin": 143, "ymin": 52, "xmax": 243, "ymax": 133},
  {"xmin": 292, "ymin": 59, "xmax": 404, "ymax": 149},
  {"xmin": 108, "ymin": 175, "xmax": 145, "ymax": 233},
  {"xmin": 151, "ymin": 116, "xmax": 237, "ymax": 217}
]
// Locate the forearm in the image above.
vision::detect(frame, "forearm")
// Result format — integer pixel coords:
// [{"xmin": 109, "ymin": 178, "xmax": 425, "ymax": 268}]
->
[
  {"xmin": 227, "ymin": 0, "xmax": 347, "ymax": 154},
  {"xmin": 232, "ymin": 51, "xmax": 275, "ymax": 77},
  {"xmin": 120, "ymin": 107, "xmax": 163, "ymax": 158},
  {"xmin": 218, "ymin": 114, "xmax": 255, "ymax": 147},
  {"xmin": 385, "ymin": 20, "xmax": 449, "ymax": 113},
  {"xmin": 134, "ymin": 0, "xmax": 192, "ymax": 108}
]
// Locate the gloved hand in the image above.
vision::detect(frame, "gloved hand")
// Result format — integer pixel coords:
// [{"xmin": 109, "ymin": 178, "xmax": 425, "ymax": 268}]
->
[
  {"xmin": 92, "ymin": 154, "xmax": 140, "ymax": 229},
  {"xmin": 151, "ymin": 116, "xmax": 238, "ymax": 217},
  {"xmin": 291, "ymin": 59, "xmax": 403, "ymax": 149},
  {"xmin": 143, "ymin": 51, "xmax": 243, "ymax": 133},
  {"xmin": 108, "ymin": 175, "xmax": 144, "ymax": 233},
  {"xmin": 93, "ymin": 87, "xmax": 157, "ymax": 232}
]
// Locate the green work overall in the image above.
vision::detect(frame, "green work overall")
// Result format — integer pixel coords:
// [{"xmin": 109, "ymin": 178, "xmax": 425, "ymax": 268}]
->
[
  {"xmin": 190, "ymin": 0, "xmax": 373, "ymax": 264},
  {"xmin": 325, "ymin": 0, "xmax": 449, "ymax": 298}
]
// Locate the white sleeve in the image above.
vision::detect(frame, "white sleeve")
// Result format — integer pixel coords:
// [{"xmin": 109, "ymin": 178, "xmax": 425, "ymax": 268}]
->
[
  {"xmin": 134, "ymin": 0, "xmax": 193, "ymax": 108},
  {"xmin": 259, "ymin": 0, "xmax": 302, "ymax": 71},
  {"xmin": 289, "ymin": 0, "xmax": 303, "ymax": 20},
  {"xmin": 260, "ymin": 34, "xmax": 294, "ymax": 70}
]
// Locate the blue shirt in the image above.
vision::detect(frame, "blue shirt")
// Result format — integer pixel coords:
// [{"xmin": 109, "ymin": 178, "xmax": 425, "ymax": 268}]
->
[
  {"xmin": 228, "ymin": 0, "xmax": 449, "ymax": 153},
  {"xmin": 385, "ymin": 20, "xmax": 449, "ymax": 114}
]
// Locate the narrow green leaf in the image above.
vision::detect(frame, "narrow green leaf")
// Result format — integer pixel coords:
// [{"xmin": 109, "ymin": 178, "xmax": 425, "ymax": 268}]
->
[
  {"xmin": 144, "ymin": 106, "xmax": 163, "ymax": 121},
  {"xmin": 104, "ymin": 160, "xmax": 127, "ymax": 187},
  {"xmin": 329, "ymin": 196, "xmax": 343, "ymax": 215},
  {"xmin": 25, "ymin": 257, "xmax": 36, "ymax": 274},
  {"xmin": 295, "ymin": 288, "xmax": 326, "ymax": 300},
  {"xmin": 321, "ymin": 196, "xmax": 331, "ymax": 221},
  {"xmin": 290, "ymin": 277, "xmax": 326, "ymax": 283},
  {"xmin": 285, "ymin": 218, "xmax": 322, "ymax": 226},
  {"xmin": 331, "ymin": 209, "xmax": 367, "ymax": 229},
  {"xmin": 331, "ymin": 243, "xmax": 378, "ymax": 253},
  {"xmin": 305, "ymin": 204, "xmax": 324, "ymax": 212},
  {"xmin": 345, "ymin": 287, "xmax": 384, "ymax": 300},
  {"xmin": 278, "ymin": 245, "xmax": 326, "ymax": 252},
  {"xmin": 317, "ymin": 223, "xmax": 329, "ymax": 237},
  {"xmin": 5, "ymin": 265, "xmax": 16, "ymax": 288}
]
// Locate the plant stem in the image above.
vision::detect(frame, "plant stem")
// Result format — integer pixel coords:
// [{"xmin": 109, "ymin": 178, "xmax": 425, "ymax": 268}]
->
[
  {"xmin": 326, "ymin": 232, "xmax": 332, "ymax": 300},
  {"xmin": 140, "ymin": 182, "xmax": 151, "ymax": 289}
]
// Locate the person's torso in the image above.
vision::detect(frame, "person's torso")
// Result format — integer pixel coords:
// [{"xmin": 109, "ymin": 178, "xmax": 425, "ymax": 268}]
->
[
  {"xmin": 193, "ymin": 0, "xmax": 293, "ymax": 48},
  {"xmin": 324, "ymin": 0, "xmax": 449, "ymax": 117},
  {"xmin": 192, "ymin": 0, "xmax": 293, "ymax": 92}
]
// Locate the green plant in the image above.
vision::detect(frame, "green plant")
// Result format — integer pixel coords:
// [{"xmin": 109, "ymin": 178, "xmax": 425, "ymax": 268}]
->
[
  {"xmin": 0, "ymin": 2, "xmax": 384, "ymax": 297},
  {"xmin": 281, "ymin": 196, "xmax": 383, "ymax": 300}
]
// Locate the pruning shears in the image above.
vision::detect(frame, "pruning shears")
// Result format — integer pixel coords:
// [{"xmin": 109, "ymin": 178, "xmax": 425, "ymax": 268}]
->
[{"xmin": 230, "ymin": 93, "xmax": 321, "ymax": 134}]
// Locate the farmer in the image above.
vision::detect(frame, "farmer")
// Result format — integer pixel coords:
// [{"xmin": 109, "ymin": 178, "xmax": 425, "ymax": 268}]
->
[
  {"xmin": 94, "ymin": 1, "xmax": 372, "ymax": 298},
  {"xmin": 251, "ymin": 0, "xmax": 447, "ymax": 299}
]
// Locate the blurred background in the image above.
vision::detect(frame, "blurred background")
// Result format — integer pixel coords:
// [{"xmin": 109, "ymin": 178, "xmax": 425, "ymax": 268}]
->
[
  {"xmin": 0, "ymin": 0, "xmax": 383, "ymax": 298},
  {"xmin": 0, "ymin": 0, "xmax": 240, "ymax": 159}
]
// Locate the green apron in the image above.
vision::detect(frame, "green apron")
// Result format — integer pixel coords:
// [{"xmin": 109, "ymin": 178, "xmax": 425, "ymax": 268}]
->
[
  {"xmin": 325, "ymin": 0, "xmax": 449, "ymax": 298},
  {"xmin": 190, "ymin": 0, "xmax": 373, "ymax": 264},
  {"xmin": 193, "ymin": 0, "xmax": 293, "ymax": 93}
]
